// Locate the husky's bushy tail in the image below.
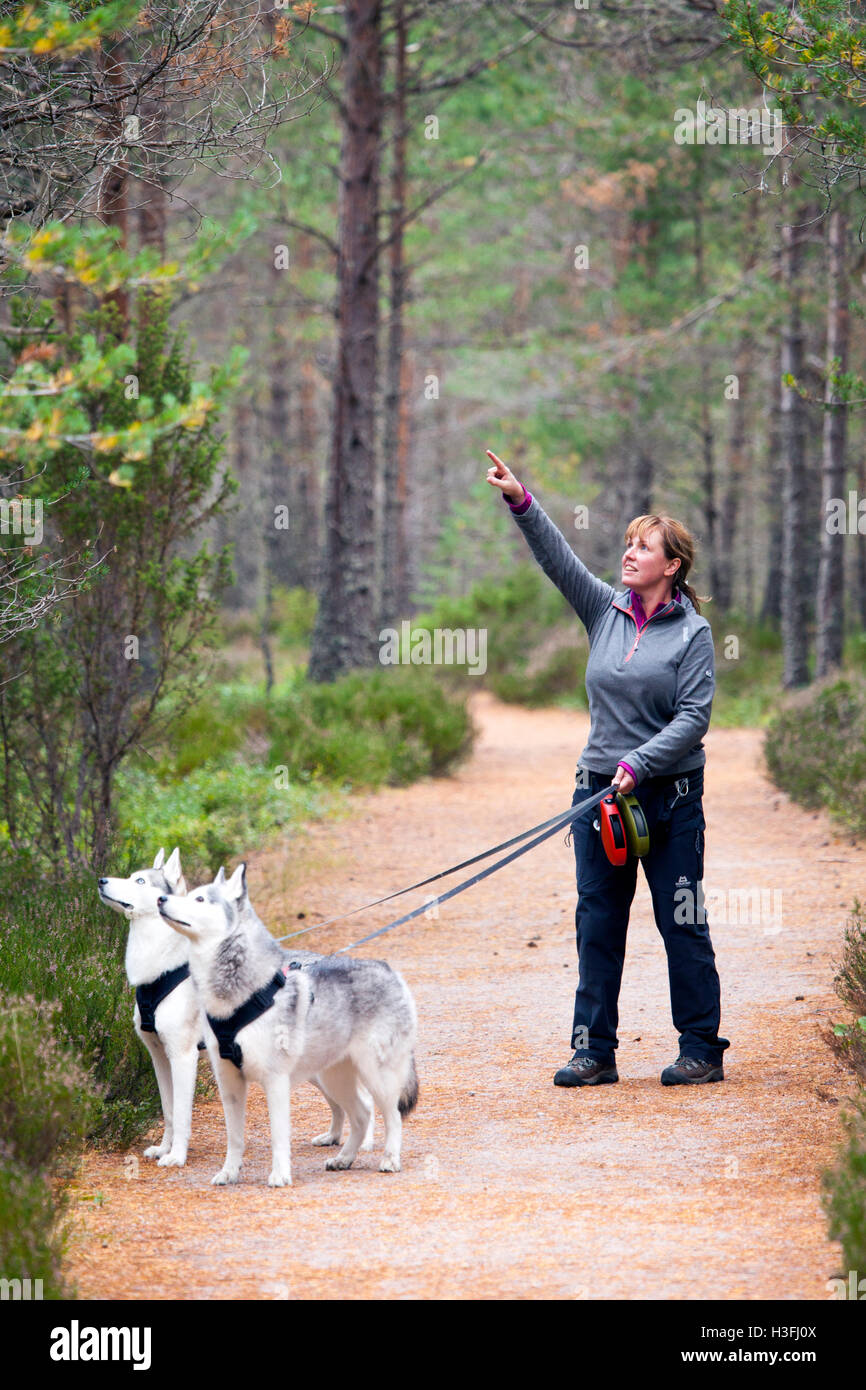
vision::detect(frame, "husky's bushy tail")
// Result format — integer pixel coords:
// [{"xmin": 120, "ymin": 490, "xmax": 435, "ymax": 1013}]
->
[{"xmin": 398, "ymin": 1053, "xmax": 419, "ymax": 1117}]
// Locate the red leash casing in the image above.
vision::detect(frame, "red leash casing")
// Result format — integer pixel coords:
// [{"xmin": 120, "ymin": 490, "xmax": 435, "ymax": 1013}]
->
[{"xmin": 599, "ymin": 793, "xmax": 628, "ymax": 866}]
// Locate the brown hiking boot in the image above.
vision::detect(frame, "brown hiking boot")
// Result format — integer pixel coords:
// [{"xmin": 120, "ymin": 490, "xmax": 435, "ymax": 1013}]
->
[
  {"xmin": 553, "ymin": 1053, "xmax": 618, "ymax": 1087},
  {"xmin": 660, "ymin": 1054, "xmax": 724, "ymax": 1086}
]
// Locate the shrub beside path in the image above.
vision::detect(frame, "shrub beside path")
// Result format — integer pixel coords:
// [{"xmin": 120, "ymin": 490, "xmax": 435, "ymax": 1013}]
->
[{"xmin": 67, "ymin": 693, "xmax": 861, "ymax": 1299}]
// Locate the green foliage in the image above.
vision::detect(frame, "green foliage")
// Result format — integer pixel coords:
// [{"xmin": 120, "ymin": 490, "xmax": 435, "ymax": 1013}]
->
[
  {"xmin": 822, "ymin": 1094, "xmax": 866, "ymax": 1277},
  {"xmin": 708, "ymin": 615, "xmax": 785, "ymax": 727},
  {"xmin": 0, "ymin": 863, "xmax": 161, "ymax": 1148},
  {"xmin": 412, "ymin": 563, "xmax": 589, "ymax": 706},
  {"xmin": 822, "ymin": 898, "xmax": 866, "ymax": 1276},
  {"xmin": 146, "ymin": 668, "xmax": 475, "ymax": 791},
  {"xmin": 0, "ymin": 997, "xmax": 97, "ymax": 1175},
  {"xmin": 492, "ymin": 641, "xmax": 588, "ymax": 708},
  {"xmin": 0, "ymin": 1, "xmax": 139, "ymax": 57},
  {"xmin": 0, "ymin": 293, "xmax": 237, "ymax": 867},
  {"xmin": 271, "ymin": 586, "xmax": 318, "ymax": 649},
  {"xmin": 116, "ymin": 760, "xmax": 330, "ymax": 888},
  {"xmin": 149, "ymin": 686, "xmax": 258, "ymax": 779},
  {"xmin": 763, "ymin": 676, "xmax": 866, "ymax": 833},
  {"xmin": 0, "ymin": 227, "xmax": 249, "ymax": 472},
  {"xmin": 113, "ymin": 667, "xmax": 474, "ymax": 884},
  {"xmin": 268, "ymin": 667, "xmax": 475, "ymax": 787},
  {"xmin": 722, "ymin": 0, "xmax": 866, "ymax": 152},
  {"xmin": 0, "ymin": 995, "xmax": 99, "ymax": 1297},
  {"xmin": 843, "ymin": 628, "xmax": 866, "ymax": 674},
  {"xmin": 825, "ymin": 900, "xmax": 866, "ymax": 1083}
]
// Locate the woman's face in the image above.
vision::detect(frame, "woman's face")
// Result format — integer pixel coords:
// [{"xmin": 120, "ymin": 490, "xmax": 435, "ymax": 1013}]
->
[{"xmin": 621, "ymin": 527, "xmax": 680, "ymax": 593}]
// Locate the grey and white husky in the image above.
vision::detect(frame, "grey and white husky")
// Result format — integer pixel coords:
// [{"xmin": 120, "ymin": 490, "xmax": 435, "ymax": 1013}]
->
[
  {"xmin": 98, "ymin": 848, "xmax": 203, "ymax": 1167},
  {"xmin": 210, "ymin": 863, "xmax": 375, "ymax": 1154},
  {"xmin": 157, "ymin": 864, "xmax": 419, "ymax": 1186}
]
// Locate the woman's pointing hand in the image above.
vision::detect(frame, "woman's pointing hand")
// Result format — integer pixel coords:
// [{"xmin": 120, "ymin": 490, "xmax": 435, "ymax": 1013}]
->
[{"xmin": 486, "ymin": 449, "xmax": 525, "ymax": 504}]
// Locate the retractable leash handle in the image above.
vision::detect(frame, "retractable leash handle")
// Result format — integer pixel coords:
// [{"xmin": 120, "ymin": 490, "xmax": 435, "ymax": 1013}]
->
[{"xmin": 598, "ymin": 791, "xmax": 651, "ymax": 866}]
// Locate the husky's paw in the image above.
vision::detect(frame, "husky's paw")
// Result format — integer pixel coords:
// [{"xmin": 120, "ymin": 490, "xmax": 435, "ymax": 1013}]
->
[
  {"xmin": 379, "ymin": 1155, "xmax": 401, "ymax": 1173},
  {"xmin": 211, "ymin": 1166, "xmax": 240, "ymax": 1186},
  {"xmin": 361, "ymin": 1132, "xmax": 375, "ymax": 1153},
  {"xmin": 324, "ymin": 1155, "xmax": 354, "ymax": 1171},
  {"xmin": 144, "ymin": 1143, "xmax": 170, "ymax": 1160},
  {"xmin": 268, "ymin": 1169, "xmax": 293, "ymax": 1187},
  {"xmin": 310, "ymin": 1131, "xmax": 340, "ymax": 1147},
  {"xmin": 157, "ymin": 1151, "xmax": 186, "ymax": 1168}
]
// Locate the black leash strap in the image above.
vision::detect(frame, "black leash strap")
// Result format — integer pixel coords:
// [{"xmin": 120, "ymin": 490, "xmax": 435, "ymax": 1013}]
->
[
  {"xmin": 333, "ymin": 784, "xmax": 613, "ymax": 955},
  {"xmin": 276, "ymin": 788, "xmax": 612, "ymax": 945}
]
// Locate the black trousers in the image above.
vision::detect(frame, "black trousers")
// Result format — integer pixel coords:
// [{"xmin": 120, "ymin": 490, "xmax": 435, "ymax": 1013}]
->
[{"xmin": 568, "ymin": 766, "xmax": 730, "ymax": 1066}]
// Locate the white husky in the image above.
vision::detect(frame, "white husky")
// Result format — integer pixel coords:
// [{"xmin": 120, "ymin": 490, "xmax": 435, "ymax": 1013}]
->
[
  {"xmin": 98, "ymin": 848, "xmax": 203, "ymax": 1167},
  {"xmin": 157, "ymin": 864, "xmax": 419, "ymax": 1187}
]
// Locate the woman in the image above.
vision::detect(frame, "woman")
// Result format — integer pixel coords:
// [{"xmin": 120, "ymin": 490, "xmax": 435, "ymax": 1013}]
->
[{"xmin": 486, "ymin": 451, "xmax": 729, "ymax": 1087}]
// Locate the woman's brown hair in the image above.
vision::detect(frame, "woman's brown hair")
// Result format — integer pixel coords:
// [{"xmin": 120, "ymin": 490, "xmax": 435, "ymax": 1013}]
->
[{"xmin": 624, "ymin": 514, "xmax": 712, "ymax": 616}]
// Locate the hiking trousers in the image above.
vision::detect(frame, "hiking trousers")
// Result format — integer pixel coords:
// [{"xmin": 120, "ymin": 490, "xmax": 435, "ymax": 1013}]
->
[{"xmin": 568, "ymin": 766, "xmax": 730, "ymax": 1067}]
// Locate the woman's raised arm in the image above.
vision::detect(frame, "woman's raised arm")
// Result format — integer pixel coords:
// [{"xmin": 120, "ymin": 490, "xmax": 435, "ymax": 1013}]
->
[{"xmin": 486, "ymin": 449, "xmax": 614, "ymax": 634}]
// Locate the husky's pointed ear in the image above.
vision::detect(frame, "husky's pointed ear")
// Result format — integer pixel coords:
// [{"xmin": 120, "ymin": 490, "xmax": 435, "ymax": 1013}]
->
[
  {"xmin": 153, "ymin": 847, "xmax": 166, "ymax": 870},
  {"xmin": 165, "ymin": 847, "xmax": 187, "ymax": 895},
  {"xmin": 224, "ymin": 862, "xmax": 247, "ymax": 904},
  {"xmin": 214, "ymin": 865, "xmax": 226, "ymax": 887}
]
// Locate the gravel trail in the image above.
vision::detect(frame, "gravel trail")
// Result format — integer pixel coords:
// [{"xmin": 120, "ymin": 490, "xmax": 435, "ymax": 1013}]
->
[{"xmin": 66, "ymin": 693, "xmax": 859, "ymax": 1300}]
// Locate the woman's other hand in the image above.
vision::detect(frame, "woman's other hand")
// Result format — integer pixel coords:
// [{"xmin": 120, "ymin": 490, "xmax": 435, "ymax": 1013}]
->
[
  {"xmin": 611, "ymin": 767, "xmax": 636, "ymax": 795},
  {"xmin": 486, "ymin": 449, "xmax": 525, "ymax": 504}
]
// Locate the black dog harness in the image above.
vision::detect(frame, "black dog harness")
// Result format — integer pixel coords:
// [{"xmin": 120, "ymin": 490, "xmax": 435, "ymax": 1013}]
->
[
  {"xmin": 207, "ymin": 966, "xmax": 296, "ymax": 1071},
  {"xmin": 136, "ymin": 963, "xmax": 191, "ymax": 1034}
]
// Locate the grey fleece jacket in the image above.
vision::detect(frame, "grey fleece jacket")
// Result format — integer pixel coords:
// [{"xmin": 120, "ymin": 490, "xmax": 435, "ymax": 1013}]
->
[{"xmin": 510, "ymin": 496, "xmax": 715, "ymax": 783}]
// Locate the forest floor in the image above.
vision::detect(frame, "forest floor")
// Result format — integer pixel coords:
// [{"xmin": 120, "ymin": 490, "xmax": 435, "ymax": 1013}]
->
[{"xmin": 66, "ymin": 692, "xmax": 861, "ymax": 1300}]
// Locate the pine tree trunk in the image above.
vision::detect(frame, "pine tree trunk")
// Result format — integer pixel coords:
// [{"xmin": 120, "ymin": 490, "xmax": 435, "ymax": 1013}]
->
[
  {"xmin": 261, "ymin": 250, "xmax": 293, "ymax": 690},
  {"xmin": 693, "ymin": 156, "xmax": 719, "ymax": 601},
  {"xmin": 760, "ymin": 333, "xmax": 784, "ymax": 626},
  {"xmin": 816, "ymin": 205, "xmax": 849, "ymax": 676},
  {"xmin": 381, "ymin": 0, "xmax": 410, "ymax": 626},
  {"xmin": 290, "ymin": 234, "xmax": 323, "ymax": 593},
  {"xmin": 226, "ymin": 396, "xmax": 260, "ymax": 606},
  {"xmin": 308, "ymin": 0, "xmax": 383, "ymax": 683},
  {"xmin": 858, "ymin": 455, "xmax": 866, "ymax": 629},
  {"xmin": 780, "ymin": 207, "xmax": 810, "ymax": 688},
  {"xmin": 715, "ymin": 329, "xmax": 753, "ymax": 614}
]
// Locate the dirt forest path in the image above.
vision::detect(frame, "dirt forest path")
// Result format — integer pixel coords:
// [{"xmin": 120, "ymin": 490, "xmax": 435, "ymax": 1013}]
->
[{"xmin": 68, "ymin": 693, "xmax": 863, "ymax": 1300}]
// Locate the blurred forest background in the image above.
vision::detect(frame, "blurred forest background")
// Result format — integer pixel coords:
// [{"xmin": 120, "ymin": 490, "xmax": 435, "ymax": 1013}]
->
[
  {"xmin": 2, "ymin": 0, "xmax": 866, "ymax": 1295},
  {"xmin": 5, "ymin": 0, "xmax": 866, "ymax": 875}
]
